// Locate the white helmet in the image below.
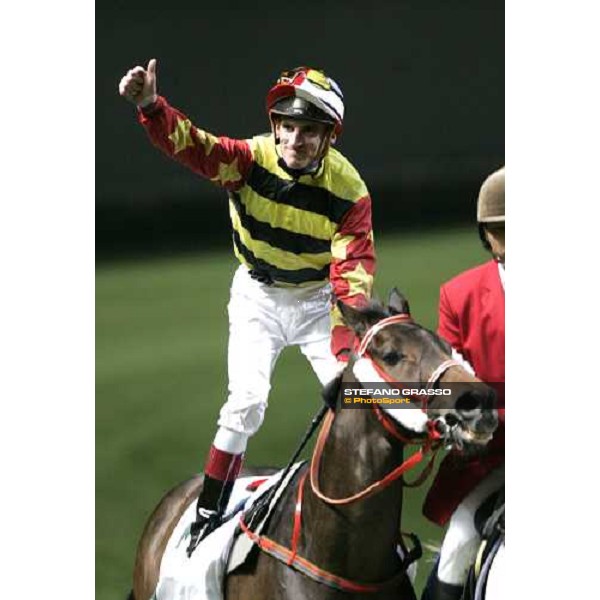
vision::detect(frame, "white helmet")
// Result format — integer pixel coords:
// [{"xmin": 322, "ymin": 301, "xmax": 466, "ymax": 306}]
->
[{"xmin": 266, "ymin": 67, "xmax": 345, "ymax": 136}]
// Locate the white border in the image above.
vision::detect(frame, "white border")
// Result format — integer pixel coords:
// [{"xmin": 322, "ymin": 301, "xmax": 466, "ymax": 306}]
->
[
  {"xmin": 509, "ymin": 1, "xmax": 597, "ymax": 597},
  {"xmin": 1, "ymin": 2, "xmax": 94, "ymax": 597}
]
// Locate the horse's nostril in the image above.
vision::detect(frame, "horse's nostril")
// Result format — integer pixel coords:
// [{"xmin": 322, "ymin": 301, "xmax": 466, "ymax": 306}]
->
[
  {"xmin": 445, "ymin": 414, "xmax": 459, "ymax": 427},
  {"xmin": 456, "ymin": 392, "xmax": 480, "ymax": 413}
]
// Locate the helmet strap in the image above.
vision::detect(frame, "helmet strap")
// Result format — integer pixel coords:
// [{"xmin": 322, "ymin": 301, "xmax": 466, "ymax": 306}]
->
[
  {"xmin": 277, "ymin": 156, "xmax": 321, "ymax": 178},
  {"xmin": 270, "ymin": 114, "xmax": 280, "ymax": 143},
  {"xmin": 317, "ymin": 128, "xmax": 335, "ymax": 159}
]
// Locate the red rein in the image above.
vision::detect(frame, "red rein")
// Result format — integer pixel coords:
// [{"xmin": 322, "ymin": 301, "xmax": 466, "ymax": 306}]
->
[{"xmin": 238, "ymin": 407, "xmax": 437, "ymax": 593}]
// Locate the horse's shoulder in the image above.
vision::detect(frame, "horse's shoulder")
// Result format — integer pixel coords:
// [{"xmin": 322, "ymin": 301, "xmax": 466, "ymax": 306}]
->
[{"xmin": 154, "ymin": 475, "xmax": 205, "ymax": 515}]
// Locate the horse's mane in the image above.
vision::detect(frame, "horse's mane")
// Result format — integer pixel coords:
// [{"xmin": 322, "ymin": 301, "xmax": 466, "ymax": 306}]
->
[
  {"xmin": 322, "ymin": 372, "xmax": 343, "ymax": 409},
  {"xmin": 321, "ymin": 299, "xmax": 390, "ymax": 410},
  {"xmin": 340, "ymin": 296, "xmax": 451, "ymax": 360}
]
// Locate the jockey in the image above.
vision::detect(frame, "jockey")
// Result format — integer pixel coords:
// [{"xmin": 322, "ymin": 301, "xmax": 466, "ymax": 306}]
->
[
  {"xmin": 421, "ymin": 167, "xmax": 505, "ymax": 600},
  {"xmin": 118, "ymin": 63, "xmax": 375, "ymax": 551}
]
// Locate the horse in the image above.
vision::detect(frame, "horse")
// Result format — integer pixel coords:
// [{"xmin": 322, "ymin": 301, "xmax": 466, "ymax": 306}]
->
[{"xmin": 129, "ymin": 289, "xmax": 498, "ymax": 600}]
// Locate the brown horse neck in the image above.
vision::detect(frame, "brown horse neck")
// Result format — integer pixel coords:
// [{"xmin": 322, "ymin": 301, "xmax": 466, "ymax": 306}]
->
[{"xmin": 298, "ymin": 399, "xmax": 407, "ymax": 582}]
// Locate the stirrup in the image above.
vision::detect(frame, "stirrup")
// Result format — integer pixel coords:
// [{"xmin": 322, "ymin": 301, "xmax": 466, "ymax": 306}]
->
[{"xmin": 186, "ymin": 507, "xmax": 221, "ymax": 557}]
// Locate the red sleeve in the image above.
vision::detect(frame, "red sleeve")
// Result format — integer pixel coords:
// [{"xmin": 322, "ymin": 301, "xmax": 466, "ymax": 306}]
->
[
  {"xmin": 438, "ymin": 285, "xmax": 463, "ymax": 354},
  {"xmin": 137, "ymin": 96, "xmax": 253, "ymax": 192},
  {"xmin": 329, "ymin": 195, "xmax": 376, "ymax": 358}
]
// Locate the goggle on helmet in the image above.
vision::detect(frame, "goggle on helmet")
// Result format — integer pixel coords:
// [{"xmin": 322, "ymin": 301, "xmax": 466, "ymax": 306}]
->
[{"xmin": 266, "ymin": 67, "xmax": 345, "ymax": 136}]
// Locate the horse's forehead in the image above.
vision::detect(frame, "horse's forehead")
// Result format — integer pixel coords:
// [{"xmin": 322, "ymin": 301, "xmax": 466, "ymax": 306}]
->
[
  {"xmin": 380, "ymin": 326, "xmax": 448, "ymax": 364},
  {"xmin": 385, "ymin": 324, "xmax": 436, "ymax": 348}
]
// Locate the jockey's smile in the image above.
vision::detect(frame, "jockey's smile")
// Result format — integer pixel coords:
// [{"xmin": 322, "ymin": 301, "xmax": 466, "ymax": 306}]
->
[{"xmin": 275, "ymin": 118, "xmax": 328, "ymax": 170}]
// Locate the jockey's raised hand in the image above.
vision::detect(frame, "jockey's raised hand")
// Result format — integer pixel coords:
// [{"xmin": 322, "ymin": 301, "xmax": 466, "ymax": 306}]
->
[{"xmin": 118, "ymin": 58, "xmax": 157, "ymax": 107}]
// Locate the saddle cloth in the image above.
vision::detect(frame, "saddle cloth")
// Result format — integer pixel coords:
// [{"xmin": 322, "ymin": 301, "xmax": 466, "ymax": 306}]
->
[{"xmin": 153, "ymin": 464, "xmax": 304, "ymax": 600}]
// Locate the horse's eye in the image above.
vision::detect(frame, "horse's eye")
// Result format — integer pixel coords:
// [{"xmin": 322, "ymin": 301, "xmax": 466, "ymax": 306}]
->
[{"xmin": 382, "ymin": 351, "xmax": 402, "ymax": 366}]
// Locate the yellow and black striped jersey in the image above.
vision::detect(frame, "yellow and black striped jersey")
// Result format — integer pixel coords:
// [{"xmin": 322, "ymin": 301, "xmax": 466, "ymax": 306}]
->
[{"xmin": 139, "ymin": 96, "xmax": 376, "ymax": 356}]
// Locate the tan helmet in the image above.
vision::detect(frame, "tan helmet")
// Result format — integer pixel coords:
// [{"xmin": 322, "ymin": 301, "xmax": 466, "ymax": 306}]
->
[{"xmin": 477, "ymin": 166, "xmax": 505, "ymax": 223}]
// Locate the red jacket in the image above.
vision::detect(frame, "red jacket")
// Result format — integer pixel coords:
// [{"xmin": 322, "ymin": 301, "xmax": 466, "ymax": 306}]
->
[{"xmin": 423, "ymin": 259, "xmax": 505, "ymax": 525}]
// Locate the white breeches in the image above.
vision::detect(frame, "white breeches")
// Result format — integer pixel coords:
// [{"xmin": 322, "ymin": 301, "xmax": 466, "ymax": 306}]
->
[
  {"xmin": 437, "ymin": 465, "xmax": 505, "ymax": 585},
  {"xmin": 216, "ymin": 266, "xmax": 341, "ymax": 444}
]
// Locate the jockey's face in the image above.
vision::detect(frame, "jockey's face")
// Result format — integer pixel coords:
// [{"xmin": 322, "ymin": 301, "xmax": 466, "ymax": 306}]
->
[
  {"xmin": 485, "ymin": 223, "xmax": 505, "ymax": 264},
  {"xmin": 275, "ymin": 118, "xmax": 329, "ymax": 170}
]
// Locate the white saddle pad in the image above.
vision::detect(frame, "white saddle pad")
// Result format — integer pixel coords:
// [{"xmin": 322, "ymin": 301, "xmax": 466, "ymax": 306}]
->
[{"xmin": 153, "ymin": 464, "xmax": 304, "ymax": 600}]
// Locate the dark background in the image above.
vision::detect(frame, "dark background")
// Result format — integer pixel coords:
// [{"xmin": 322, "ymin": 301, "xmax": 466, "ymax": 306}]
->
[{"xmin": 96, "ymin": 0, "xmax": 504, "ymax": 259}]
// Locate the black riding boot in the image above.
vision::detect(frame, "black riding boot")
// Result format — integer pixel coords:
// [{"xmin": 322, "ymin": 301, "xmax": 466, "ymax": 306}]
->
[
  {"xmin": 421, "ymin": 579, "xmax": 463, "ymax": 600},
  {"xmin": 186, "ymin": 446, "xmax": 243, "ymax": 556},
  {"xmin": 186, "ymin": 474, "xmax": 235, "ymax": 556},
  {"xmin": 421, "ymin": 561, "xmax": 464, "ymax": 600}
]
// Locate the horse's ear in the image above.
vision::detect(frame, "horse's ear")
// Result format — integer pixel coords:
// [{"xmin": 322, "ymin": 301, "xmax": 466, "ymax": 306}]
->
[
  {"xmin": 388, "ymin": 288, "xmax": 410, "ymax": 315},
  {"xmin": 337, "ymin": 301, "xmax": 371, "ymax": 337}
]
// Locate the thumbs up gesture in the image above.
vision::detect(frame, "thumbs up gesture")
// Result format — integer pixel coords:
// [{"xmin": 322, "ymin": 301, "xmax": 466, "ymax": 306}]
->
[{"xmin": 118, "ymin": 58, "xmax": 158, "ymax": 107}]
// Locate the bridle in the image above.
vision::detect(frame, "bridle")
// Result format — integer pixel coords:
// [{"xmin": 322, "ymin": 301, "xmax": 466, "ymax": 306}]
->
[
  {"xmin": 357, "ymin": 313, "xmax": 459, "ymax": 386},
  {"xmin": 310, "ymin": 312, "xmax": 462, "ymax": 505}
]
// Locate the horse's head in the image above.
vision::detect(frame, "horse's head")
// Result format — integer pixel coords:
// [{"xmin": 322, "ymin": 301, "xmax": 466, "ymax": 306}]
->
[{"xmin": 338, "ymin": 288, "xmax": 498, "ymax": 451}]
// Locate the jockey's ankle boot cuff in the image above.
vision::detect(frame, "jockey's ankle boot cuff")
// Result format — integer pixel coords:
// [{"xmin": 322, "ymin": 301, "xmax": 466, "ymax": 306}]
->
[
  {"xmin": 204, "ymin": 446, "xmax": 244, "ymax": 482},
  {"xmin": 197, "ymin": 475, "xmax": 235, "ymax": 512}
]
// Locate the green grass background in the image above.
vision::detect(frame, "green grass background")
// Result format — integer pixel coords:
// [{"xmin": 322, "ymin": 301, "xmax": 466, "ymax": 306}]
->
[{"xmin": 96, "ymin": 226, "xmax": 487, "ymax": 599}]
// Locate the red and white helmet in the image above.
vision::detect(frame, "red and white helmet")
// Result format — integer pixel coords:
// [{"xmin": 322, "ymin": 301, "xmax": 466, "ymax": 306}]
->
[{"xmin": 266, "ymin": 67, "xmax": 345, "ymax": 136}]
